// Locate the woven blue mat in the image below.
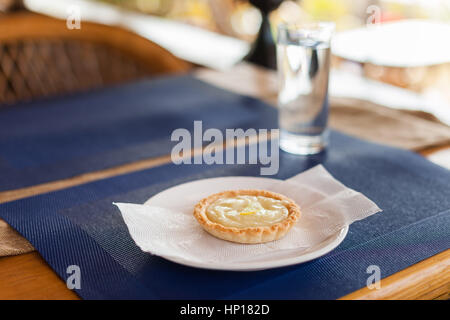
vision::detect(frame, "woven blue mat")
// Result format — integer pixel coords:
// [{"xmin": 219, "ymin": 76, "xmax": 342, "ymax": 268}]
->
[
  {"xmin": 0, "ymin": 74, "xmax": 276, "ymax": 191},
  {"xmin": 1, "ymin": 131, "xmax": 449, "ymax": 299}
]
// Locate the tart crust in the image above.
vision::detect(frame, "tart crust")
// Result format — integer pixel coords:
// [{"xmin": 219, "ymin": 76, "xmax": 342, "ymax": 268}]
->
[{"xmin": 193, "ymin": 189, "xmax": 301, "ymax": 244}]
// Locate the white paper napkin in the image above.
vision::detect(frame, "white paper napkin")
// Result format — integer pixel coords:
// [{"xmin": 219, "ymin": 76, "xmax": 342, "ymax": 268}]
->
[{"xmin": 114, "ymin": 165, "xmax": 381, "ymax": 264}]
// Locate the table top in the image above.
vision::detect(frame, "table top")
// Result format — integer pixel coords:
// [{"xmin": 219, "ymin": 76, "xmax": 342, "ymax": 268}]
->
[{"xmin": 0, "ymin": 64, "xmax": 449, "ymax": 300}]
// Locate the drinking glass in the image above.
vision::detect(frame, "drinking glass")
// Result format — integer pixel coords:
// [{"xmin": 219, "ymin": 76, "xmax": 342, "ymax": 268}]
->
[{"xmin": 277, "ymin": 22, "xmax": 334, "ymax": 155}]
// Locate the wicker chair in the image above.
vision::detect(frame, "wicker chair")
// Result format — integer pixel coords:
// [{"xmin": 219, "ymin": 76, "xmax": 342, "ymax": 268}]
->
[{"xmin": 0, "ymin": 12, "xmax": 191, "ymax": 105}]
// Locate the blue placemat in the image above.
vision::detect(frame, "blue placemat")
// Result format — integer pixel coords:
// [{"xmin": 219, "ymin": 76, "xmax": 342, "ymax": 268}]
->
[
  {"xmin": 0, "ymin": 74, "xmax": 276, "ymax": 191},
  {"xmin": 1, "ymin": 131, "xmax": 449, "ymax": 299}
]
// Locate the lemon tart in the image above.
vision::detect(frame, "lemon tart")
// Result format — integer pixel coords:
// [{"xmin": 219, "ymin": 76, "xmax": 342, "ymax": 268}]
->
[{"xmin": 193, "ymin": 190, "xmax": 301, "ymax": 244}]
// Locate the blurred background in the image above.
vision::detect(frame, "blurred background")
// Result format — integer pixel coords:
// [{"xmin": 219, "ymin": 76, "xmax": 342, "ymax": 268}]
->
[
  {"xmin": 1, "ymin": 0, "xmax": 450, "ymax": 127},
  {"xmin": 20, "ymin": 0, "xmax": 449, "ymax": 40}
]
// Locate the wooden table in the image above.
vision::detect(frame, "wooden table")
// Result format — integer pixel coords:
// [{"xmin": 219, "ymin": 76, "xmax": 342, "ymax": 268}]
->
[{"xmin": 0, "ymin": 64, "xmax": 449, "ymax": 300}]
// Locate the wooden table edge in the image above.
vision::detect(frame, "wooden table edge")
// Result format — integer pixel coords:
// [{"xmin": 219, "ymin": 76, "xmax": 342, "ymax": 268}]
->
[{"xmin": 339, "ymin": 249, "xmax": 450, "ymax": 300}]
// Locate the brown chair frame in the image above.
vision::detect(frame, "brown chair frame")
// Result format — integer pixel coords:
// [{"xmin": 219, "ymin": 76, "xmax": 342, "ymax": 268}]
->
[{"xmin": 0, "ymin": 12, "xmax": 191, "ymax": 104}]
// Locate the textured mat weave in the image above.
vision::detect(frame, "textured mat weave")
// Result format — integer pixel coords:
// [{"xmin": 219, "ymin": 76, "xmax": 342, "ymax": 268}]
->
[{"xmin": 0, "ymin": 74, "xmax": 276, "ymax": 191}]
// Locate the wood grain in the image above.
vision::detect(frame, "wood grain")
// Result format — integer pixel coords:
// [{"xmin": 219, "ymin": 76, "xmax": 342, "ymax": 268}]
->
[
  {"xmin": 0, "ymin": 252, "xmax": 79, "ymax": 300},
  {"xmin": 0, "ymin": 154, "xmax": 172, "ymax": 204}
]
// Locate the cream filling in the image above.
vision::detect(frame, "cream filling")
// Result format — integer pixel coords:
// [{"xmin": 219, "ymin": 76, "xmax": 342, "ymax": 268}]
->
[{"xmin": 206, "ymin": 195, "xmax": 289, "ymax": 228}]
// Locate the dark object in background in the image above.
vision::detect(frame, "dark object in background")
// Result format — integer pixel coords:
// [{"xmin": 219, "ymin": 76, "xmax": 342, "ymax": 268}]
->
[
  {"xmin": 0, "ymin": 0, "xmax": 24, "ymax": 13},
  {"xmin": 246, "ymin": 0, "xmax": 284, "ymax": 70}
]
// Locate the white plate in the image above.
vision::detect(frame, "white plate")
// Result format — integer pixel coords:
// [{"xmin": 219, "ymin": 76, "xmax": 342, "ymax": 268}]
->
[{"xmin": 144, "ymin": 177, "xmax": 348, "ymax": 271}]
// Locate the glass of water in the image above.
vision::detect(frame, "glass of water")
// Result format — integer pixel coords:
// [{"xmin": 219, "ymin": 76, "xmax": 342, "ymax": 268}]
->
[{"xmin": 277, "ymin": 22, "xmax": 334, "ymax": 155}]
